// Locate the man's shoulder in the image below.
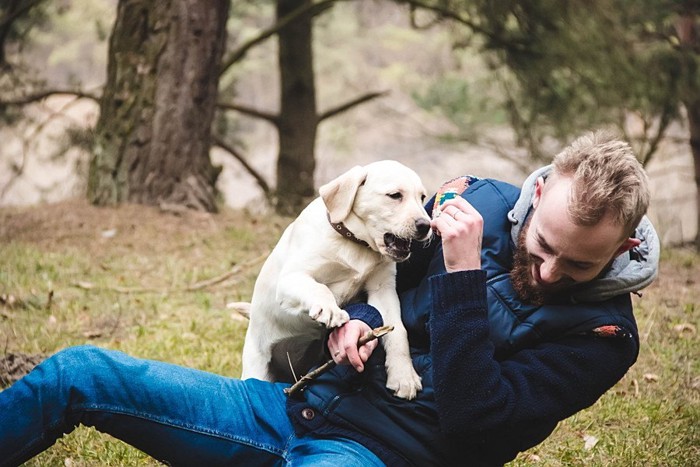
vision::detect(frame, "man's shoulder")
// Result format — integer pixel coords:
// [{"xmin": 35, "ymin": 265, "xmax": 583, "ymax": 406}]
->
[
  {"xmin": 467, "ymin": 178, "xmax": 521, "ymax": 207},
  {"xmin": 462, "ymin": 178, "xmax": 522, "ymax": 226}
]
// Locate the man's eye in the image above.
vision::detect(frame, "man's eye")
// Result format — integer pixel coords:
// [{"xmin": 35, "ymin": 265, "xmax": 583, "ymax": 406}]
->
[{"xmin": 388, "ymin": 192, "xmax": 403, "ymax": 200}]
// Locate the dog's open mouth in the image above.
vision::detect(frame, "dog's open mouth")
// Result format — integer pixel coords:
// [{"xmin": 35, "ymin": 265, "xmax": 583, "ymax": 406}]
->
[{"xmin": 384, "ymin": 233, "xmax": 412, "ymax": 262}]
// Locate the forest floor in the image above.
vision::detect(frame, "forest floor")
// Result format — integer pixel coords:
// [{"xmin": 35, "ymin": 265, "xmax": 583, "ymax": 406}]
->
[{"xmin": 1, "ymin": 199, "xmax": 698, "ymax": 466}]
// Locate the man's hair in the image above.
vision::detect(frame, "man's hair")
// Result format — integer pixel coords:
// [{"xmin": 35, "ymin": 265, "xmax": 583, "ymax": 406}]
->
[{"xmin": 551, "ymin": 130, "xmax": 650, "ymax": 236}]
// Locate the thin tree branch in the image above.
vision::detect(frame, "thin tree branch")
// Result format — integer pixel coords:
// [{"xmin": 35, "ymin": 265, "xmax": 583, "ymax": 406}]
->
[
  {"xmin": 217, "ymin": 102, "xmax": 279, "ymax": 125},
  {"xmin": 219, "ymin": 0, "xmax": 341, "ymax": 76},
  {"xmin": 0, "ymin": 0, "xmax": 45, "ymax": 29},
  {"xmin": 211, "ymin": 135, "xmax": 272, "ymax": 196},
  {"xmin": 72, "ymin": 254, "xmax": 267, "ymax": 294},
  {"xmin": 0, "ymin": 96, "xmax": 91, "ymax": 200},
  {"xmin": 318, "ymin": 90, "xmax": 389, "ymax": 122},
  {"xmin": 641, "ymin": 107, "xmax": 673, "ymax": 167},
  {"xmin": 284, "ymin": 325, "xmax": 394, "ymax": 397},
  {"xmin": 408, "ymin": 3, "xmax": 442, "ymax": 30},
  {"xmin": 0, "ymin": 0, "xmax": 46, "ymax": 65},
  {"xmin": 0, "ymin": 89, "xmax": 100, "ymax": 107},
  {"xmin": 396, "ymin": 0, "xmax": 490, "ymax": 36}
]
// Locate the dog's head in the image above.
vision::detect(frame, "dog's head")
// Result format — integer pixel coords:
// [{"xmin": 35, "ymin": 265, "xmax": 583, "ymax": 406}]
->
[{"xmin": 319, "ymin": 160, "xmax": 432, "ymax": 262}]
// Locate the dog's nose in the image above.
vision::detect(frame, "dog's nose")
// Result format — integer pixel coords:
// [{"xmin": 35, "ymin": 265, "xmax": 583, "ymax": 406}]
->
[{"xmin": 415, "ymin": 218, "xmax": 431, "ymax": 238}]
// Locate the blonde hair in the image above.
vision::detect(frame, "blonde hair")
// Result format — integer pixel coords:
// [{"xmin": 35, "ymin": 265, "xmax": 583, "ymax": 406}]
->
[{"xmin": 552, "ymin": 130, "xmax": 650, "ymax": 236}]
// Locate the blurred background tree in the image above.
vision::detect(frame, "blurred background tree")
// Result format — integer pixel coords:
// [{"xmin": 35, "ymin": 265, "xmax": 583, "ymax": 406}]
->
[
  {"xmin": 0, "ymin": 0, "xmax": 698, "ymax": 247},
  {"xmin": 404, "ymin": 0, "xmax": 700, "ymax": 248}
]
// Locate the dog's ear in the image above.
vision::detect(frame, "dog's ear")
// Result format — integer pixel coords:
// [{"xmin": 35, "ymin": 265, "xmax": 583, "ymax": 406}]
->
[{"xmin": 319, "ymin": 165, "xmax": 368, "ymax": 223}]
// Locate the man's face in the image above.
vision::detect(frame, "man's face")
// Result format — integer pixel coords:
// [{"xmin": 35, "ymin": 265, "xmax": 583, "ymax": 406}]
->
[{"xmin": 511, "ymin": 175, "xmax": 638, "ymax": 305}]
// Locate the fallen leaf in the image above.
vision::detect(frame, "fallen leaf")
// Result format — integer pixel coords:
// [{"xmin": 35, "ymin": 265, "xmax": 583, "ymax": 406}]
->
[
  {"xmin": 643, "ymin": 373, "xmax": 659, "ymax": 383},
  {"xmin": 520, "ymin": 452, "xmax": 541, "ymax": 462},
  {"xmin": 0, "ymin": 294, "xmax": 17, "ymax": 307},
  {"xmin": 583, "ymin": 434, "xmax": 599, "ymax": 451},
  {"xmin": 101, "ymin": 228, "xmax": 117, "ymax": 238},
  {"xmin": 673, "ymin": 323, "xmax": 696, "ymax": 336},
  {"xmin": 691, "ymin": 377, "xmax": 700, "ymax": 391},
  {"xmin": 82, "ymin": 330, "xmax": 103, "ymax": 339}
]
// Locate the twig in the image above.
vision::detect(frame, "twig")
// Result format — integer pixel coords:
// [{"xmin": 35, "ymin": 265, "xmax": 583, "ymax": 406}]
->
[
  {"xmin": 46, "ymin": 290, "xmax": 53, "ymax": 311},
  {"xmin": 318, "ymin": 90, "xmax": 390, "ymax": 122},
  {"xmin": 219, "ymin": 0, "xmax": 340, "ymax": 76},
  {"xmin": 72, "ymin": 254, "xmax": 267, "ymax": 294},
  {"xmin": 211, "ymin": 135, "xmax": 272, "ymax": 196},
  {"xmin": 0, "ymin": 89, "xmax": 100, "ymax": 106},
  {"xmin": 284, "ymin": 325, "xmax": 393, "ymax": 397}
]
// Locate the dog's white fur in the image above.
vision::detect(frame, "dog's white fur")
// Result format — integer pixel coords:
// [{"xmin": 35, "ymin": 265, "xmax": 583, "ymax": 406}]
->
[{"xmin": 241, "ymin": 160, "xmax": 432, "ymax": 399}]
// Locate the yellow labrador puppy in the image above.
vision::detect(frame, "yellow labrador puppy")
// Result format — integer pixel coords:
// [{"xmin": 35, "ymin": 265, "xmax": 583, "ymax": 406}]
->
[{"xmin": 241, "ymin": 160, "xmax": 431, "ymax": 399}]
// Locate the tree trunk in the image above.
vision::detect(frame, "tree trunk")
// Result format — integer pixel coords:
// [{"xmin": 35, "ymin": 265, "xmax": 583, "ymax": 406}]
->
[
  {"xmin": 275, "ymin": 0, "xmax": 318, "ymax": 216},
  {"xmin": 89, "ymin": 0, "xmax": 229, "ymax": 212},
  {"xmin": 686, "ymin": 100, "xmax": 700, "ymax": 250},
  {"xmin": 676, "ymin": 12, "xmax": 700, "ymax": 250}
]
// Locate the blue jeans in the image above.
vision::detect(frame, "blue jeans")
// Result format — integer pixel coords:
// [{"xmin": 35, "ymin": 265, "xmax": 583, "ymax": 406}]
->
[{"xmin": 0, "ymin": 345, "xmax": 384, "ymax": 466}]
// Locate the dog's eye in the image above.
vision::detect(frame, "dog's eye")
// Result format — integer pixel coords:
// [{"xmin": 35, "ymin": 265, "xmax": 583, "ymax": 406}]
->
[
  {"xmin": 421, "ymin": 194, "xmax": 426, "ymax": 202},
  {"xmin": 387, "ymin": 192, "xmax": 403, "ymax": 201}
]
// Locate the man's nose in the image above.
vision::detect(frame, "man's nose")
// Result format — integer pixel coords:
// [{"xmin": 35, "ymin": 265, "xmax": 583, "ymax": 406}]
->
[{"xmin": 538, "ymin": 260, "xmax": 562, "ymax": 284}]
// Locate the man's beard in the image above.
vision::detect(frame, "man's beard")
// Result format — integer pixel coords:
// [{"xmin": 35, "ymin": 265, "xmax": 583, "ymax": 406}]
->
[{"xmin": 510, "ymin": 221, "xmax": 572, "ymax": 306}]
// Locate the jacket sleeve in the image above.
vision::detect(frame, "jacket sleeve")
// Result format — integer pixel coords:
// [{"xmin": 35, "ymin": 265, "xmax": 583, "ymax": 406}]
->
[{"xmin": 428, "ymin": 270, "xmax": 637, "ymax": 436}]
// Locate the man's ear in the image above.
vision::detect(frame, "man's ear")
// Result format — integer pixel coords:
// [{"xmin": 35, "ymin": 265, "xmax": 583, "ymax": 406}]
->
[
  {"xmin": 532, "ymin": 176, "xmax": 545, "ymax": 209},
  {"xmin": 319, "ymin": 165, "xmax": 368, "ymax": 223},
  {"xmin": 615, "ymin": 237, "xmax": 641, "ymax": 257}
]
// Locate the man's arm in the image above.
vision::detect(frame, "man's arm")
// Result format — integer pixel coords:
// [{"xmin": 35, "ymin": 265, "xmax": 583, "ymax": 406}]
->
[
  {"xmin": 429, "ymin": 193, "xmax": 637, "ymax": 437},
  {"xmin": 428, "ymin": 269, "xmax": 637, "ymax": 435}
]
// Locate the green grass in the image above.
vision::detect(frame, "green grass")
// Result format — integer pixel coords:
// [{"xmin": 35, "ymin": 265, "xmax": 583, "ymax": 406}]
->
[
  {"xmin": 513, "ymin": 247, "xmax": 700, "ymax": 466},
  {"xmin": 1, "ymin": 201, "xmax": 698, "ymax": 466}
]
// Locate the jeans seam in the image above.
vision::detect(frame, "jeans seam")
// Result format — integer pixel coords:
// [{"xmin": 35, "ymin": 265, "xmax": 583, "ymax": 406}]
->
[{"xmin": 75, "ymin": 403, "xmax": 286, "ymax": 456}]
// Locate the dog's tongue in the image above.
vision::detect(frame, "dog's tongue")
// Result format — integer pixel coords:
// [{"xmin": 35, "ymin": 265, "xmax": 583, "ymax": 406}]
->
[{"xmin": 384, "ymin": 233, "xmax": 411, "ymax": 260}]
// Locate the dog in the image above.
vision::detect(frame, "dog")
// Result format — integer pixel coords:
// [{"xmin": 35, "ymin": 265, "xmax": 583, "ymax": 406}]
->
[{"xmin": 240, "ymin": 160, "xmax": 432, "ymax": 399}]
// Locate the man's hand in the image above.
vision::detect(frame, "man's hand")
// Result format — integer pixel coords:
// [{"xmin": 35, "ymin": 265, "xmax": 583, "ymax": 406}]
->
[
  {"xmin": 327, "ymin": 319, "xmax": 379, "ymax": 372},
  {"xmin": 431, "ymin": 196, "xmax": 483, "ymax": 272}
]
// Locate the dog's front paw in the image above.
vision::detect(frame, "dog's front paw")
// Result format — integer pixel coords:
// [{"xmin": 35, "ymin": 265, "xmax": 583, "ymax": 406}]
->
[
  {"xmin": 308, "ymin": 303, "xmax": 349, "ymax": 328},
  {"xmin": 386, "ymin": 364, "xmax": 422, "ymax": 400}
]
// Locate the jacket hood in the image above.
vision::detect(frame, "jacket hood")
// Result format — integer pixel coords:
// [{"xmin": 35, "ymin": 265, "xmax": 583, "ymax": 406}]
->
[{"xmin": 507, "ymin": 165, "xmax": 660, "ymax": 303}]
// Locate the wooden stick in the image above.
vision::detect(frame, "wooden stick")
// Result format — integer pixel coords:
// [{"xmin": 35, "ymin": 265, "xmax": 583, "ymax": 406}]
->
[
  {"xmin": 284, "ymin": 325, "xmax": 393, "ymax": 397},
  {"xmin": 71, "ymin": 254, "xmax": 266, "ymax": 294}
]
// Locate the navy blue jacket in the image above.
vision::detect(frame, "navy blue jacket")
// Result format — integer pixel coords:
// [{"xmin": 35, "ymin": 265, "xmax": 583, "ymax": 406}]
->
[{"xmin": 287, "ymin": 178, "xmax": 643, "ymax": 466}]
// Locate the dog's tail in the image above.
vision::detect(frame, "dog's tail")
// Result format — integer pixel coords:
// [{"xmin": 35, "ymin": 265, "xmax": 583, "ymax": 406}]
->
[{"xmin": 227, "ymin": 301, "xmax": 251, "ymax": 320}]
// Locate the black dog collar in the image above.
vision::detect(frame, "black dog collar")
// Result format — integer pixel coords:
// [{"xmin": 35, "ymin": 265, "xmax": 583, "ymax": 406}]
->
[{"xmin": 326, "ymin": 212, "xmax": 370, "ymax": 248}]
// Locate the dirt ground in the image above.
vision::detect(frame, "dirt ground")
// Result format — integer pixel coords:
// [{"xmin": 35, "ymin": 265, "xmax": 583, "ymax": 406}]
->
[
  {"xmin": 0, "ymin": 198, "xmax": 251, "ymax": 254},
  {"xmin": 0, "ymin": 198, "xmax": 290, "ymax": 385},
  {"xmin": 0, "ymin": 352, "xmax": 45, "ymax": 386}
]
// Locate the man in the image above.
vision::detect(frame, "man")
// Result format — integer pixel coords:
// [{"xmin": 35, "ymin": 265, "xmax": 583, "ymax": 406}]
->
[{"xmin": 0, "ymin": 131, "xmax": 658, "ymax": 466}]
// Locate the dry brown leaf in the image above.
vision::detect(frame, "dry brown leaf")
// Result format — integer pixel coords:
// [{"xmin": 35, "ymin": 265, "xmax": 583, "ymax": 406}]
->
[
  {"xmin": 583, "ymin": 434, "xmax": 599, "ymax": 451},
  {"xmin": 82, "ymin": 330, "xmax": 103, "ymax": 339},
  {"xmin": 520, "ymin": 452, "xmax": 542, "ymax": 462},
  {"xmin": 673, "ymin": 323, "xmax": 697, "ymax": 336},
  {"xmin": 643, "ymin": 373, "xmax": 660, "ymax": 383}
]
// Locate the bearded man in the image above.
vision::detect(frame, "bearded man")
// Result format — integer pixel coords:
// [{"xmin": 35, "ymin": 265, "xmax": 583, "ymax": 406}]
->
[{"xmin": 1, "ymin": 131, "xmax": 658, "ymax": 467}]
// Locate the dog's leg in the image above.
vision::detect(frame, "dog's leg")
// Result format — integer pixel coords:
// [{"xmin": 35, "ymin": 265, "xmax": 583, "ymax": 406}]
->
[
  {"xmin": 276, "ymin": 272, "xmax": 349, "ymax": 328},
  {"xmin": 368, "ymin": 285, "xmax": 422, "ymax": 400}
]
